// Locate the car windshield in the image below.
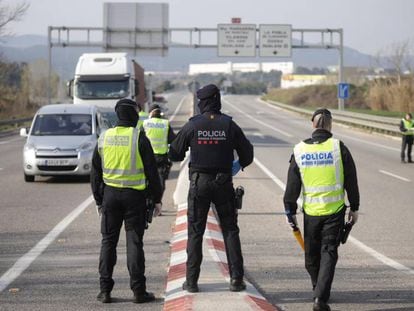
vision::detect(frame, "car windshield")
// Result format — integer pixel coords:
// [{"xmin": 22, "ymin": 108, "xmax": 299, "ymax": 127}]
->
[
  {"xmin": 32, "ymin": 114, "xmax": 92, "ymax": 136},
  {"xmin": 75, "ymin": 79, "xmax": 129, "ymax": 99}
]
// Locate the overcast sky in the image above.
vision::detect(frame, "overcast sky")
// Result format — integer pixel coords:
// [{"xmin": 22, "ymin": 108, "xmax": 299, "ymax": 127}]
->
[{"xmin": 3, "ymin": 0, "xmax": 414, "ymax": 55}]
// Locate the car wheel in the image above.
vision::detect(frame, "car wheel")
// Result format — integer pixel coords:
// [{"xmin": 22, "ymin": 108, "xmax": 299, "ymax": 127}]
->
[{"xmin": 24, "ymin": 174, "xmax": 35, "ymax": 182}]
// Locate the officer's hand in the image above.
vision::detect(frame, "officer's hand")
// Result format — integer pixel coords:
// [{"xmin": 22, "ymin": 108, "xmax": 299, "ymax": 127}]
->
[
  {"xmin": 96, "ymin": 205, "xmax": 102, "ymax": 217},
  {"xmin": 348, "ymin": 210, "xmax": 358, "ymax": 224},
  {"xmin": 153, "ymin": 203, "xmax": 162, "ymax": 217},
  {"xmin": 286, "ymin": 214, "xmax": 298, "ymax": 229}
]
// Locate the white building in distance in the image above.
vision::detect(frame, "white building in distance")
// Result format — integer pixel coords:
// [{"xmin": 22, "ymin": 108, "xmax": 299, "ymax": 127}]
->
[{"xmin": 188, "ymin": 61, "xmax": 294, "ymax": 75}]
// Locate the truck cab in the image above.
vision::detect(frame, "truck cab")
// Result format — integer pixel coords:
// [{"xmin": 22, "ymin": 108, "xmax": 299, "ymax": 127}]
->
[{"xmin": 68, "ymin": 53, "xmax": 146, "ymax": 108}]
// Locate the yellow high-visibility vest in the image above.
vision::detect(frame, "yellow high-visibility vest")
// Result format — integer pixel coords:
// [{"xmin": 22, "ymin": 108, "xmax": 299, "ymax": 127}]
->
[
  {"xmin": 137, "ymin": 111, "xmax": 149, "ymax": 130},
  {"xmin": 401, "ymin": 118, "xmax": 414, "ymax": 136},
  {"xmin": 294, "ymin": 138, "xmax": 345, "ymax": 216},
  {"xmin": 143, "ymin": 117, "xmax": 169, "ymax": 155},
  {"xmin": 98, "ymin": 127, "xmax": 146, "ymax": 190}
]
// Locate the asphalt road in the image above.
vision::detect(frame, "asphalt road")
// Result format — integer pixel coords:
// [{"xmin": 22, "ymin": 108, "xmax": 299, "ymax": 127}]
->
[{"xmin": 0, "ymin": 92, "xmax": 413, "ymax": 311}]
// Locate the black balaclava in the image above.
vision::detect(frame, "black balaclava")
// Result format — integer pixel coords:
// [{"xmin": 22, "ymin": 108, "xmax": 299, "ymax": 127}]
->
[
  {"xmin": 115, "ymin": 99, "xmax": 139, "ymax": 127},
  {"xmin": 196, "ymin": 84, "xmax": 221, "ymax": 114}
]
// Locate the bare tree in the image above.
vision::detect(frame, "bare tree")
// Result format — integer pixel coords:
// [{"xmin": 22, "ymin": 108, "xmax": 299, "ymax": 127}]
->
[
  {"xmin": 385, "ymin": 40, "xmax": 411, "ymax": 86},
  {"xmin": 0, "ymin": 1, "xmax": 29, "ymax": 36}
]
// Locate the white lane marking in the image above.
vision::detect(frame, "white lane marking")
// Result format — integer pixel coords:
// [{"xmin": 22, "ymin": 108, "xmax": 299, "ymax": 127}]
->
[
  {"xmin": 253, "ymin": 132, "xmax": 265, "ymax": 139},
  {"xmin": 168, "ymin": 94, "xmax": 187, "ymax": 122},
  {"xmin": 223, "ymin": 98, "xmax": 293, "ymax": 138},
  {"xmin": 336, "ymin": 133, "xmax": 400, "ymax": 152},
  {"xmin": 253, "ymin": 157, "xmax": 414, "ymax": 275},
  {"xmin": 0, "ymin": 196, "xmax": 94, "ymax": 292},
  {"xmin": 0, "ymin": 139, "xmax": 19, "ymax": 145},
  {"xmin": 256, "ymin": 97, "xmax": 402, "ymax": 153},
  {"xmin": 348, "ymin": 236, "xmax": 414, "ymax": 275},
  {"xmin": 379, "ymin": 170, "xmax": 411, "ymax": 182}
]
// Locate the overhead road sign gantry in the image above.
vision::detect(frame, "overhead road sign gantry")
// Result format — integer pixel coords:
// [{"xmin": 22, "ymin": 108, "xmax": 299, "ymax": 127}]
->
[
  {"xmin": 217, "ymin": 24, "xmax": 256, "ymax": 57},
  {"xmin": 259, "ymin": 24, "xmax": 292, "ymax": 57}
]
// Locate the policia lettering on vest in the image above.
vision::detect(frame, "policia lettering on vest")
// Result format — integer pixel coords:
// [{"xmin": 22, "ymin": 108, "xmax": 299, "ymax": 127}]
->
[
  {"xmin": 169, "ymin": 84, "xmax": 254, "ymax": 293},
  {"xmin": 283, "ymin": 108, "xmax": 360, "ymax": 311},
  {"xmin": 91, "ymin": 99, "xmax": 163, "ymax": 304}
]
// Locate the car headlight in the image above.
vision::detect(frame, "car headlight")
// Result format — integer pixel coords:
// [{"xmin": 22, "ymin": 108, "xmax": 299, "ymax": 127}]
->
[
  {"xmin": 24, "ymin": 143, "xmax": 36, "ymax": 152},
  {"xmin": 77, "ymin": 142, "xmax": 95, "ymax": 151}
]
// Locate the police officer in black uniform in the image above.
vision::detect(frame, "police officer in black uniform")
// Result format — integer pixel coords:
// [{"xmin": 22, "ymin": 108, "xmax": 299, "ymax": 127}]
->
[
  {"xmin": 169, "ymin": 84, "xmax": 254, "ymax": 292},
  {"xmin": 91, "ymin": 99, "xmax": 163, "ymax": 304}
]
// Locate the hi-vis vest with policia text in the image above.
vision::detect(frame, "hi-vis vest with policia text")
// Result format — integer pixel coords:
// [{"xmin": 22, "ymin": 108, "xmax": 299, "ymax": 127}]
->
[
  {"xmin": 294, "ymin": 138, "xmax": 345, "ymax": 216},
  {"xmin": 401, "ymin": 118, "xmax": 414, "ymax": 136},
  {"xmin": 137, "ymin": 111, "xmax": 149, "ymax": 130},
  {"xmin": 143, "ymin": 118, "xmax": 169, "ymax": 155},
  {"xmin": 98, "ymin": 127, "xmax": 146, "ymax": 190}
]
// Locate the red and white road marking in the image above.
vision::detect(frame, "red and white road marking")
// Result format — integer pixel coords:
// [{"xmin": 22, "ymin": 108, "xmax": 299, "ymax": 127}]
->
[
  {"xmin": 163, "ymin": 203, "xmax": 281, "ymax": 311},
  {"xmin": 164, "ymin": 203, "xmax": 193, "ymax": 311}
]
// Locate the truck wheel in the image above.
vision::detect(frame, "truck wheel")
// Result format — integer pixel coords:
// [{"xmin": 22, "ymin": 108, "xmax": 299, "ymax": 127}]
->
[{"xmin": 24, "ymin": 174, "xmax": 35, "ymax": 182}]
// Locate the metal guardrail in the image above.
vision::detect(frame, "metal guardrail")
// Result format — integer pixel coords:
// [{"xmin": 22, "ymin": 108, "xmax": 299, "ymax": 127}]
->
[
  {"xmin": 264, "ymin": 99, "xmax": 402, "ymax": 137},
  {"xmin": 0, "ymin": 117, "xmax": 32, "ymax": 127}
]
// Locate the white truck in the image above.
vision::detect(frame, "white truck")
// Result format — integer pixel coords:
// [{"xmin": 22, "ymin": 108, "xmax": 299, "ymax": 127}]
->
[{"xmin": 68, "ymin": 52, "xmax": 147, "ymax": 108}]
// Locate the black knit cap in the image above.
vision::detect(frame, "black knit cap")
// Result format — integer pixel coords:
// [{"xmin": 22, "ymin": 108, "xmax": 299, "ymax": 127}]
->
[
  {"xmin": 196, "ymin": 84, "xmax": 220, "ymax": 100},
  {"xmin": 311, "ymin": 108, "xmax": 332, "ymax": 121},
  {"xmin": 149, "ymin": 103, "xmax": 161, "ymax": 112},
  {"xmin": 114, "ymin": 98, "xmax": 139, "ymax": 126}
]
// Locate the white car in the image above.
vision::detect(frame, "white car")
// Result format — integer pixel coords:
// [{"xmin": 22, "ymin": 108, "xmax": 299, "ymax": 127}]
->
[{"xmin": 20, "ymin": 104, "xmax": 113, "ymax": 182}]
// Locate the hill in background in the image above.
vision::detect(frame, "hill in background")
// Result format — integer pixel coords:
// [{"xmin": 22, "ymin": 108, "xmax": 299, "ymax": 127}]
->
[{"xmin": 0, "ymin": 35, "xmax": 377, "ymax": 81}]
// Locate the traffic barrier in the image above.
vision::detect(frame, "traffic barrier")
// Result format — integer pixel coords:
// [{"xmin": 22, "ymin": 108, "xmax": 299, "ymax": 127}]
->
[{"xmin": 263, "ymin": 99, "xmax": 402, "ymax": 137}]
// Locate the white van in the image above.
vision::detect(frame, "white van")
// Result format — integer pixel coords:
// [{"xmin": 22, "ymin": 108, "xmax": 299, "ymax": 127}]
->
[{"xmin": 20, "ymin": 104, "xmax": 115, "ymax": 182}]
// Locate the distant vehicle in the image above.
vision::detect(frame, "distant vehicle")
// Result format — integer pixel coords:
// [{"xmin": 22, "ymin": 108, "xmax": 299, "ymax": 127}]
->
[
  {"xmin": 20, "ymin": 104, "xmax": 108, "ymax": 182},
  {"xmin": 67, "ymin": 52, "xmax": 147, "ymax": 108}
]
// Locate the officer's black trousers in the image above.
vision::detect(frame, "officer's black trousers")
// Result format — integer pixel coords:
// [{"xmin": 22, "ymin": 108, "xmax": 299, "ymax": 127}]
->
[
  {"xmin": 304, "ymin": 208, "xmax": 345, "ymax": 302},
  {"xmin": 401, "ymin": 135, "xmax": 413, "ymax": 161},
  {"xmin": 186, "ymin": 172, "xmax": 244, "ymax": 284},
  {"xmin": 99, "ymin": 186, "xmax": 147, "ymax": 293}
]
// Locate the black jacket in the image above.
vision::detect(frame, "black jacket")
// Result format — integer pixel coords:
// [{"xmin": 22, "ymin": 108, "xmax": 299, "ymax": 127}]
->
[
  {"xmin": 169, "ymin": 111, "xmax": 253, "ymax": 174},
  {"xmin": 91, "ymin": 127, "xmax": 163, "ymax": 205},
  {"xmin": 283, "ymin": 129, "xmax": 360, "ymax": 215}
]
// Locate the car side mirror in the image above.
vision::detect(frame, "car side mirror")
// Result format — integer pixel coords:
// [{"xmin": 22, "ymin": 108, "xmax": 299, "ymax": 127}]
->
[{"xmin": 20, "ymin": 128, "xmax": 28, "ymax": 137}]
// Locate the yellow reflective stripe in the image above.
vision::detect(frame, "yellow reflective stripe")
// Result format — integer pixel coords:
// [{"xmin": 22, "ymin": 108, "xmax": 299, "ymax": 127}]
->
[
  {"xmin": 103, "ymin": 178, "xmax": 146, "ymax": 187},
  {"xmin": 102, "ymin": 168, "xmax": 145, "ymax": 175},
  {"xmin": 303, "ymin": 193, "xmax": 345, "ymax": 204},
  {"xmin": 305, "ymin": 184, "xmax": 342, "ymax": 192}
]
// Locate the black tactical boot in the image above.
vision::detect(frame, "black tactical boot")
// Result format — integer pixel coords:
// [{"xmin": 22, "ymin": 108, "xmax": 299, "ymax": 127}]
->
[
  {"xmin": 97, "ymin": 291, "xmax": 111, "ymax": 303},
  {"xmin": 229, "ymin": 278, "xmax": 246, "ymax": 292},
  {"xmin": 133, "ymin": 291, "xmax": 155, "ymax": 303},
  {"xmin": 182, "ymin": 280, "xmax": 199, "ymax": 293},
  {"xmin": 313, "ymin": 298, "xmax": 331, "ymax": 311}
]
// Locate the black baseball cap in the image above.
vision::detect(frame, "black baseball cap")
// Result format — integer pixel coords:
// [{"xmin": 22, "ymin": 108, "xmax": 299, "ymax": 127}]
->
[{"xmin": 311, "ymin": 108, "xmax": 332, "ymax": 121}]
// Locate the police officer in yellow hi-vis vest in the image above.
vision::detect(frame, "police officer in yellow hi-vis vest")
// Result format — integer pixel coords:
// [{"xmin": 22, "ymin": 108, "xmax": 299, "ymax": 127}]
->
[
  {"xmin": 91, "ymin": 99, "xmax": 163, "ymax": 304},
  {"xmin": 399, "ymin": 112, "xmax": 414, "ymax": 163},
  {"xmin": 137, "ymin": 102, "xmax": 149, "ymax": 129},
  {"xmin": 283, "ymin": 108, "xmax": 360, "ymax": 311},
  {"xmin": 143, "ymin": 104, "xmax": 176, "ymax": 195}
]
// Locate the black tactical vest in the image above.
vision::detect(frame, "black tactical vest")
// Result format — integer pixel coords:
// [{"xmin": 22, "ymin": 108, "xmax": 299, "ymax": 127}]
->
[{"xmin": 189, "ymin": 114, "xmax": 233, "ymax": 173}]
